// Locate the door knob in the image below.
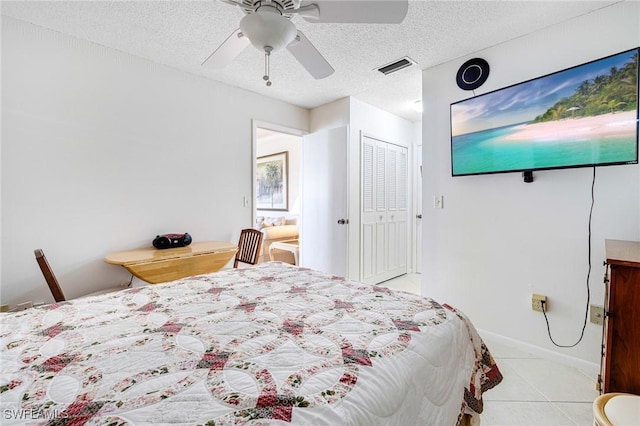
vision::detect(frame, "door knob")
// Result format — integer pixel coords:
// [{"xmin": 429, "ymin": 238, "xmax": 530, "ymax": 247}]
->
[
  {"xmin": 416, "ymin": 214, "xmax": 423, "ymax": 219},
  {"xmin": 337, "ymin": 219, "xmax": 349, "ymax": 225}
]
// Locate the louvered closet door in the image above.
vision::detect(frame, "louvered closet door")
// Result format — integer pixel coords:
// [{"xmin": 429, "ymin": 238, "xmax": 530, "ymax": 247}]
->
[
  {"xmin": 375, "ymin": 143, "xmax": 388, "ymax": 278},
  {"xmin": 386, "ymin": 143, "xmax": 408, "ymax": 278},
  {"xmin": 361, "ymin": 137, "xmax": 378, "ymax": 283},
  {"xmin": 361, "ymin": 135, "xmax": 408, "ymax": 284}
]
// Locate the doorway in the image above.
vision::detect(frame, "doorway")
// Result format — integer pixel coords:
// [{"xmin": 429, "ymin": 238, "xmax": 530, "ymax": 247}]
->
[
  {"xmin": 254, "ymin": 124, "xmax": 303, "ymax": 264},
  {"xmin": 253, "ymin": 122, "xmax": 349, "ymax": 276}
]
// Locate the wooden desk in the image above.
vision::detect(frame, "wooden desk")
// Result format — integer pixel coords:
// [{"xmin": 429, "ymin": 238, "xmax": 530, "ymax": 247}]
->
[{"xmin": 105, "ymin": 241, "xmax": 237, "ymax": 284}]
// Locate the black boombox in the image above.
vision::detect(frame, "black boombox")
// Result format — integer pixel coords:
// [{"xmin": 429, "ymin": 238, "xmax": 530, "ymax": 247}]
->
[{"xmin": 153, "ymin": 233, "xmax": 192, "ymax": 249}]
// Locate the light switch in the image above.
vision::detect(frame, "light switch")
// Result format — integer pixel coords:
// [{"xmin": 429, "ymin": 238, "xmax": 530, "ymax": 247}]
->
[{"xmin": 433, "ymin": 195, "xmax": 444, "ymax": 209}]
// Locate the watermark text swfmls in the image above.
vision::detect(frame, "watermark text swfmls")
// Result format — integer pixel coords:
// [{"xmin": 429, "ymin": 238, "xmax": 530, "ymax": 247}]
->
[{"xmin": 3, "ymin": 409, "xmax": 67, "ymax": 420}]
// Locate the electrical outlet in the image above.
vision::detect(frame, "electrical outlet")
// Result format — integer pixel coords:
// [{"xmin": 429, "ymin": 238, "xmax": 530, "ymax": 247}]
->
[
  {"xmin": 531, "ymin": 294, "xmax": 547, "ymax": 312},
  {"xmin": 590, "ymin": 304, "xmax": 605, "ymax": 325}
]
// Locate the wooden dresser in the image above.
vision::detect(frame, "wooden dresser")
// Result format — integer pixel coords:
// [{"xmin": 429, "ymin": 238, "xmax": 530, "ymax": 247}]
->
[{"xmin": 599, "ymin": 239, "xmax": 640, "ymax": 394}]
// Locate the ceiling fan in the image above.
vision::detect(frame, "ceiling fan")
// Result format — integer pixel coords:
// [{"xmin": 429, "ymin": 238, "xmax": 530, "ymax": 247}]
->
[{"xmin": 202, "ymin": 0, "xmax": 409, "ymax": 85}]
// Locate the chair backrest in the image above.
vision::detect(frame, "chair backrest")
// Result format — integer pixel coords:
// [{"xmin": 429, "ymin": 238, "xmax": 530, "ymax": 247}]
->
[
  {"xmin": 34, "ymin": 249, "xmax": 66, "ymax": 302},
  {"xmin": 234, "ymin": 229, "xmax": 264, "ymax": 268}
]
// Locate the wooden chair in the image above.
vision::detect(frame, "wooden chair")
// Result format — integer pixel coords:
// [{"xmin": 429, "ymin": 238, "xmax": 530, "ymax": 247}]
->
[
  {"xmin": 34, "ymin": 249, "xmax": 127, "ymax": 302},
  {"xmin": 233, "ymin": 229, "xmax": 264, "ymax": 268}
]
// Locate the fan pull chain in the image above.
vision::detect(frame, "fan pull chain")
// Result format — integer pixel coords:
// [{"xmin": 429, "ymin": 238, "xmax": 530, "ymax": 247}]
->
[{"xmin": 263, "ymin": 46, "xmax": 273, "ymax": 87}]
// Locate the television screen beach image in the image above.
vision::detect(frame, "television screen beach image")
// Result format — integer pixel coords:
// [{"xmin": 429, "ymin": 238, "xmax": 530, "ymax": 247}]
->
[{"xmin": 450, "ymin": 48, "xmax": 639, "ymax": 176}]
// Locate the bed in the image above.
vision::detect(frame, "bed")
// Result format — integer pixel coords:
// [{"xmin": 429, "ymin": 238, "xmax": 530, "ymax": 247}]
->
[{"xmin": 0, "ymin": 262, "xmax": 501, "ymax": 425}]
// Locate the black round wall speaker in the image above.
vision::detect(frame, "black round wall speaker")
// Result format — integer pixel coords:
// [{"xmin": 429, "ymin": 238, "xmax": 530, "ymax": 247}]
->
[{"xmin": 456, "ymin": 58, "xmax": 490, "ymax": 91}]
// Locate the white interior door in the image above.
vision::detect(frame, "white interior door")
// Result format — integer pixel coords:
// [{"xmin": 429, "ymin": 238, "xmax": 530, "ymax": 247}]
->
[
  {"xmin": 300, "ymin": 126, "xmax": 349, "ymax": 276},
  {"xmin": 361, "ymin": 135, "xmax": 408, "ymax": 284},
  {"xmin": 361, "ymin": 137, "xmax": 385, "ymax": 282},
  {"xmin": 386, "ymin": 142, "xmax": 408, "ymax": 278},
  {"xmin": 415, "ymin": 145, "xmax": 423, "ymax": 274}
]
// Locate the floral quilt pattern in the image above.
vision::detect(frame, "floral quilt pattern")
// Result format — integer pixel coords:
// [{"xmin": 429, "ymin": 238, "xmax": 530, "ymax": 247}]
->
[{"xmin": 0, "ymin": 263, "xmax": 501, "ymax": 425}]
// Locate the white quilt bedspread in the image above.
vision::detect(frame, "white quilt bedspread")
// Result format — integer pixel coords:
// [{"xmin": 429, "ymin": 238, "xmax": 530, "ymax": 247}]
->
[{"xmin": 0, "ymin": 262, "xmax": 501, "ymax": 425}]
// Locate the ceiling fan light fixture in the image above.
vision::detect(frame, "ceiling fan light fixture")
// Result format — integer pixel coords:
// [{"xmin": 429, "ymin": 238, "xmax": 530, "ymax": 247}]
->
[
  {"xmin": 206, "ymin": 0, "xmax": 409, "ymax": 80},
  {"xmin": 240, "ymin": 6, "xmax": 297, "ymax": 53}
]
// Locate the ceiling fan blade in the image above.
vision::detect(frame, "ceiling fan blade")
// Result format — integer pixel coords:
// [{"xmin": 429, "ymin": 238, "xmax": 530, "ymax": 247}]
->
[
  {"xmin": 202, "ymin": 28, "xmax": 250, "ymax": 68},
  {"xmin": 299, "ymin": 0, "xmax": 408, "ymax": 24},
  {"xmin": 287, "ymin": 31, "xmax": 334, "ymax": 80}
]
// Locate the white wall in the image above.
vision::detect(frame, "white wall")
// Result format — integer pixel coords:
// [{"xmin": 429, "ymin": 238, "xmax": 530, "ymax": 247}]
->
[
  {"xmin": 256, "ymin": 132, "xmax": 301, "ymax": 219},
  {"xmin": 309, "ymin": 97, "xmax": 350, "ymax": 132},
  {"xmin": 422, "ymin": 1, "xmax": 640, "ymax": 367},
  {"xmin": 1, "ymin": 18, "xmax": 308, "ymax": 306}
]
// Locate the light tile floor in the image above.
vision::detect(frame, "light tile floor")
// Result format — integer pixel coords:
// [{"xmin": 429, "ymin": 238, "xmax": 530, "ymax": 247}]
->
[
  {"xmin": 478, "ymin": 338, "xmax": 598, "ymax": 426},
  {"xmin": 380, "ymin": 272, "xmax": 421, "ymax": 294},
  {"xmin": 382, "ymin": 274, "xmax": 599, "ymax": 426}
]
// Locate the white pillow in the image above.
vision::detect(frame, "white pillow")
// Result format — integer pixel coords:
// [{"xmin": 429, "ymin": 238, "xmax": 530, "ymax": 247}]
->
[{"xmin": 264, "ymin": 216, "xmax": 286, "ymax": 227}]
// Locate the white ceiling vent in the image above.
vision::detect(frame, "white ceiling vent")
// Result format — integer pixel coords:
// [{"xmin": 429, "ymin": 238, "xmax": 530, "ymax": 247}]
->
[{"xmin": 376, "ymin": 57, "xmax": 416, "ymax": 75}]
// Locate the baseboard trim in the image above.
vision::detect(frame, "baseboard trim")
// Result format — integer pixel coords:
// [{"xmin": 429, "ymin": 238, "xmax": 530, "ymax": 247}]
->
[{"xmin": 478, "ymin": 329, "xmax": 600, "ymax": 376}]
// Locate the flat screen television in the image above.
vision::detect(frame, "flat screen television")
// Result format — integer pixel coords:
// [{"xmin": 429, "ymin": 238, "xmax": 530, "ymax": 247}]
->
[{"xmin": 450, "ymin": 48, "xmax": 639, "ymax": 177}]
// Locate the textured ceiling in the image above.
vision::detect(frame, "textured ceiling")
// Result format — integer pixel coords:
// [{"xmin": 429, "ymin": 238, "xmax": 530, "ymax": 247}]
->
[{"xmin": 1, "ymin": 0, "xmax": 621, "ymax": 122}]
